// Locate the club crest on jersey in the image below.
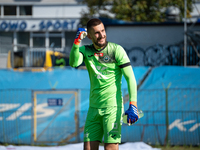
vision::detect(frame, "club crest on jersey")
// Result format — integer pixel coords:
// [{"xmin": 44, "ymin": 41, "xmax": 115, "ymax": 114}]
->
[
  {"xmin": 94, "ymin": 53, "xmax": 104, "ymax": 57},
  {"xmin": 103, "ymin": 55, "xmax": 110, "ymax": 62}
]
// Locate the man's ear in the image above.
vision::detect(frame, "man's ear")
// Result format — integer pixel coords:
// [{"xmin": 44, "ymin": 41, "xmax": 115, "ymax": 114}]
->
[{"xmin": 87, "ymin": 34, "xmax": 92, "ymax": 40}]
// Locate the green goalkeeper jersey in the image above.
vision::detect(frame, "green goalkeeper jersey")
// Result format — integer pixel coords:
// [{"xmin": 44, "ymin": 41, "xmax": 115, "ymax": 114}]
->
[{"xmin": 78, "ymin": 42, "xmax": 131, "ymax": 108}]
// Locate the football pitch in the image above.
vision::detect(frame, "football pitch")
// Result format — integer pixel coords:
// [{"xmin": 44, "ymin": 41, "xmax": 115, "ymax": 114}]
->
[
  {"xmin": 1, "ymin": 143, "xmax": 200, "ymax": 150},
  {"xmin": 154, "ymin": 146, "xmax": 200, "ymax": 150}
]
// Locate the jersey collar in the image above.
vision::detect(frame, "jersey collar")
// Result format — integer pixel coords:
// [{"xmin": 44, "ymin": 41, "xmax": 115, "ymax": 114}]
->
[{"xmin": 92, "ymin": 41, "xmax": 108, "ymax": 52}]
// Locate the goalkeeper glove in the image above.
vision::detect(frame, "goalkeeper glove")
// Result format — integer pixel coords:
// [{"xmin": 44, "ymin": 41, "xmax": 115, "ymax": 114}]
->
[
  {"xmin": 74, "ymin": 28, "xmax": 87, "ymax": 45},
  {"xmin": 125, "ymin": 102, "xmax": 139, "ymax": 125}
]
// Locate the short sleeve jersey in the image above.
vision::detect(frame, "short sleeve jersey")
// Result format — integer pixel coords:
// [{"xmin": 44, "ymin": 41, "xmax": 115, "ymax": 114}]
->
[{"xmin": 79, "ymin": 42, "xmax": 130, "ymax": 108}]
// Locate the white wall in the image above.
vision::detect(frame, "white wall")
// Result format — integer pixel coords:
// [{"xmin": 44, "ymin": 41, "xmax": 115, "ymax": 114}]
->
[
  {"xmin": 33, "ymin": 5, "xmax": 86, "ymax": 18},
  {"xmin": 82, "ymin": 23, "xmax": 200, "ymax": 51},
  {"xmin": 106, "ymin": 25, "xmax": 187, "ymax": 49}
]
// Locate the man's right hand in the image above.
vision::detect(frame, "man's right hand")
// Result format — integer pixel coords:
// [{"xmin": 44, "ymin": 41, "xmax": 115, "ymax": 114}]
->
[{"xmin": 74, "ymin": 28, "xmax": 87, "ymax": 45}]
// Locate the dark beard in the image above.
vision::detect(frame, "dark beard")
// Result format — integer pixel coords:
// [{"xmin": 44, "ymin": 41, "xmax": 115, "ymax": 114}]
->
[{"xmin": 94, "ymin": 37, "xmax": 107, "ymax": 48}]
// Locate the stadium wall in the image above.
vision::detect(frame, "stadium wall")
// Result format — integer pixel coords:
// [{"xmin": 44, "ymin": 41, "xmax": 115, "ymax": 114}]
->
[{"xmin": 0, "ymin": 66, "xmax": 200, "ymax": 145}]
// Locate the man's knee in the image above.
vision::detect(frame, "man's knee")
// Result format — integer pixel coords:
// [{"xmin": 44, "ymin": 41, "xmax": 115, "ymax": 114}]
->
[
  {"xmin": 84, "ymin": 142, "xmax": 90, "ymax": 150},
  {"xmin": 104, "ymin": 143, "xmax": 119, "ymax": 150},
  {"xmin": 84, "ymin": 141, "xmax": 100, "ymax": 150}
]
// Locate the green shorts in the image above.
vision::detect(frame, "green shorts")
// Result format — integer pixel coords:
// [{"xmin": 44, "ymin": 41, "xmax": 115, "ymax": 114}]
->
[{"xmin": 84, "ymin": 106, "xmax": 123, "ymax": 143}]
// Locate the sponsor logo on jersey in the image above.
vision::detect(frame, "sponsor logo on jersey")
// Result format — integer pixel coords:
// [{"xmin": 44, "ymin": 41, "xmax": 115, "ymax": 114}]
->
[{"xmin": 94, "ymin": 53, "xmax": 104, "ymax": 57}]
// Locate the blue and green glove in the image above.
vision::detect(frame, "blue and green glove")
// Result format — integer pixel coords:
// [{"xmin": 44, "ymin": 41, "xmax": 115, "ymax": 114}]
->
[
  {"xmin": 125, "ymin": 102, "xmax": 139, "ymax": 125},
  {"xmin": 74, "ymin": 28, "xmax": 87, "ymax": 45}
]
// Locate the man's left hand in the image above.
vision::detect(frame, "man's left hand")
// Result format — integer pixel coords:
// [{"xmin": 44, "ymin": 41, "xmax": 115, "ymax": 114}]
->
[{"xmin": 125, "ymin": 103, "xmax": 139, "ymax": 125}]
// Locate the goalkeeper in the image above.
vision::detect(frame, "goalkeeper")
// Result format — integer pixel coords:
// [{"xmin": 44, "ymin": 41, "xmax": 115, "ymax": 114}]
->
[{"xmin": 69, "ymin": 18, "xmax": 138, "ymax": 150}]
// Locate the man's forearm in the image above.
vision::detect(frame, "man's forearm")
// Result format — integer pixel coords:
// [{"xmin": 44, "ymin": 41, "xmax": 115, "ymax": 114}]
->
[
  {"xmin": 123, "ymin": 66, "xmax": 138, "ymax": 125},
  {"xmin": 122, "ymin": 66, "xmax": 137, "ymax": 102},
  {"xmin": 69, "ymin": 44, "xmax": 83, "ymax": 67},
  {"xmin": 70, "ymin": 28, "xmax": 86, "ymax": 67}
]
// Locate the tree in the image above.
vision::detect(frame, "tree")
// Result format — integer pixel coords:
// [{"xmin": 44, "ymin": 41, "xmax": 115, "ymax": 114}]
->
[
  {"xmin": 80, "ymin": 0, "xmax": 114, "ymax": 26},
  {"xmin": 80, "ymin": 0, "xmax": 193, "ymax": 25}
]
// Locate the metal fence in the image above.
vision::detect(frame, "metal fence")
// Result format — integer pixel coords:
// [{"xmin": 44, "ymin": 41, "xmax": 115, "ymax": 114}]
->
[
  {"xmin": 0, "ymin": 88, "xmax": 199, "ymax": 146},
  {"xmin": 9, "ymin": 46, "xmax": 51, "ymax": 68},
  {"xmin": 0, "ymin": 36, "xmax": 13, "ymax": 54},
  {"xmin": 7, "ymin": 45, "xmax": 70, "ymax": 69}
]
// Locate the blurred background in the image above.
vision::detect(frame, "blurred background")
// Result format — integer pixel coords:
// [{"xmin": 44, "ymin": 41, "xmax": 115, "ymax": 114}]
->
[{"xmin": 0, "ymin": 0, "xmax": 200, "ymax": 147}]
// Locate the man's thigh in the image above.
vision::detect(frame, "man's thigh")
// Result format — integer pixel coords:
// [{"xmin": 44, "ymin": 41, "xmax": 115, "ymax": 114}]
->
[
  {"xmin": 84, "ymin": 107, "xmax": 123, "ymax": 143},
  {"xmin": 84, "ymin": 107, "xmax": 103, "ymax": 142},
  {"xmin": 103, "ymin": 107, "xmax": 123, "ymax": 144}
]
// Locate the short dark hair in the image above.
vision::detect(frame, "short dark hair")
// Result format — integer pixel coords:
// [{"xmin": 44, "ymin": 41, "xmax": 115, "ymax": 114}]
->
[{"xmin": 87, "ymin": 18, "xmax": 103, "ymax": 33}]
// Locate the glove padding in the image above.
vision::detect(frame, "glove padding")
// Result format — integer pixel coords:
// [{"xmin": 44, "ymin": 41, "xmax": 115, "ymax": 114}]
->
[
  {"xmin": 125, "ymin": 104, "xmax": 139, "ymax": 125},
  {"xmin": 74, "ymin": 28, "xmax": 87, "ymax": 45}
]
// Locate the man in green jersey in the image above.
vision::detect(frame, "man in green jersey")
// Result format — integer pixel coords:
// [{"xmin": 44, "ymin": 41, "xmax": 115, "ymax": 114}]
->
[
  {"xmin": 69, "ymin": 18, "xmax": 138, "ymax": 150},
  {"xmin": 55, "ymin": 55, "xmax": 66, "ymax": 67}
]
